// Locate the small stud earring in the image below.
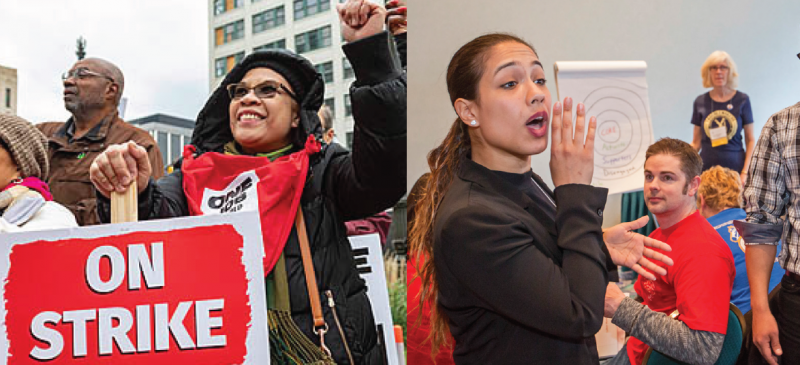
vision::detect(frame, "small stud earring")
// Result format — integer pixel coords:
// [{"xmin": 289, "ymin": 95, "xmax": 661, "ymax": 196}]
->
[{"xmin": 470, "ymin": 120, "xmax": 477, "ymax": 126}]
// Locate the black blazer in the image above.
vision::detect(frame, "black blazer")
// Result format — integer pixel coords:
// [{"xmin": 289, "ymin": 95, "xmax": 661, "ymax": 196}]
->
[{"xmin": 433, "ymin": 157, "xmax": 610, "ymax": 364}]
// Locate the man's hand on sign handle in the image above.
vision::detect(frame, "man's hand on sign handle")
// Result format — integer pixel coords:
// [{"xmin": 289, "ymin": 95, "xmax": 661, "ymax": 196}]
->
[{"xmin": 90, "ymin": 141, "xmax": 152, "ymax": 198}]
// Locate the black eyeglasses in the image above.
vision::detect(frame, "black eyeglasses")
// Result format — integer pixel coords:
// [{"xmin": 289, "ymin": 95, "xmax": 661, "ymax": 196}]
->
[
  {"xmin": 226, "ymin": 80, "xmax": 298, "ymax": 102},
  {"xmin": 62, "ymin": 68, "xmax": 115, "ymax": 83}
]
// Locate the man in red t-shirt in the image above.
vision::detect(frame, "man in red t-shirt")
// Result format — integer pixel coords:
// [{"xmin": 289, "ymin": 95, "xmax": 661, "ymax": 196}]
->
[{"xmin": 603, "ymin": 138, "xmax": 735, "ymax": 365}]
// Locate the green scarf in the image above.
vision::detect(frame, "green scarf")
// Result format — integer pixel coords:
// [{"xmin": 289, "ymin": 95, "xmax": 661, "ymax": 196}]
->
[
  {"xmin": 223, "ymin": 141, "xmax": 294, "ymax": 161},
  {"xmin": 223, "ymin": 140, "xmax": 333, "ymax": 364}
]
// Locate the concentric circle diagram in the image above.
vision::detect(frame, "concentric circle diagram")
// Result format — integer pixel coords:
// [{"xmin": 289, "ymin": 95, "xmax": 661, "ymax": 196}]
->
[{"xmin": 583, "ymin": 84, "xmax": 652, "ymax": 180}]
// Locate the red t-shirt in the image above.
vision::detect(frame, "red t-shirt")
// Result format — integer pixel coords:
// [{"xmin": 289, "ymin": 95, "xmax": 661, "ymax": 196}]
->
[{"xmin": 628, "ymin": 211, "xmax": 735, "ymax": 365}]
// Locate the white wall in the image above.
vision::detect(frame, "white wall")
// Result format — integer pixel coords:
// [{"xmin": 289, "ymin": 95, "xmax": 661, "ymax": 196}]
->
[{"xmin": 409, "ymin": 0, "xmax": 800, "ymax": 227}]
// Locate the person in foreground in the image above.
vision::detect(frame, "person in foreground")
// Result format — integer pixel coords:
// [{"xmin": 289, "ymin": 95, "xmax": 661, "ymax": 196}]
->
[
  {"xmin": 733, "ymin": 99, "xmax": 800, "ymax": 365},
  {"xmin": 88, "ymin": 0, "xmax": 406, "ymax": 363},
  {"xmin": 0, "ymin": 114, "xmax": 77, "ymax": 232},
  {"xmin": 604, "ymin": 138, "xmax": 735, "ymax": 365},
  {"xmin": 409, "ymin": 33, "xmax": 674, "ymax": 365}
]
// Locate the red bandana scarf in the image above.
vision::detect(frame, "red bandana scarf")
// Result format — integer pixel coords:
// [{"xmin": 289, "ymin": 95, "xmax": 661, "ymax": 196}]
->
[{"xmin": 181, "ymin": 136, "xmax": 321, "ymax": 274}]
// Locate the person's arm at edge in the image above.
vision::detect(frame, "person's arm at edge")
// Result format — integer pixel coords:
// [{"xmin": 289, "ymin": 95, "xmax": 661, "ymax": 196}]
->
[
  {"xmin": 328, "ymin": 31, "xmax": 406, "ymax": 220},
  {"xmin": 733, "ymin": 112, "xmax": 786, "ymax": 365}
]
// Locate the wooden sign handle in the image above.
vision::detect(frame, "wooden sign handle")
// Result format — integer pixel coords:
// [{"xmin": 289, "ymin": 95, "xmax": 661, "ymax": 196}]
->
[{"xmin": 110, "ymin": 183, "xmax": 138, "ymax": 223}]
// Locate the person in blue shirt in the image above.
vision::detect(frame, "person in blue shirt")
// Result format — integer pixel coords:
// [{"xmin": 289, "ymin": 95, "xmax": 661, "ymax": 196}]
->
[
  {"xmin": 697, "ymin": 165, "xmax": 784, "ymax": 314},
  {"xmin": 690, "ymin": 51, "xmax": 755, "ymax": 186}
]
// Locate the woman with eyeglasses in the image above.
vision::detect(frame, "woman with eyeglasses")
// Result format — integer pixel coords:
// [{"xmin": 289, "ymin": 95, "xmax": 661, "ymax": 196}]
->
[
  {"xmin": 88, "ymin": 1, "xmax": 405, "ymax": 363},
  {"xmin": 690, "ymin": 51, "xmax": 755, "ymax": 184}
]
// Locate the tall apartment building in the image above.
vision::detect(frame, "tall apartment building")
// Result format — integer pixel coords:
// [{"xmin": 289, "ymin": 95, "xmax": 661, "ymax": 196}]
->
[
  {"xmin": 0, "ymin": 65, "xmax": 17, "ymax": 115},
  {"xmin": 209, "ymin": 0, "xmax": 371, "ymax": 150}
]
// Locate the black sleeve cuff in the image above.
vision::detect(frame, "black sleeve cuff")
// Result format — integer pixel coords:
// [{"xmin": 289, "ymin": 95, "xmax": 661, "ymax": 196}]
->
[
  {"xmin": 343, "ymin": 31, "xmax": 402, "ymax": 86},
  {"xmin": 733, "ymin": 219, "xmax": 782, "ymax": 245},
  {"xmin": 553, "ymin": 184, "xmax": 608, "ymax": 219},
  {"xmin": 553, "ymin": 184, "xmax": 609, "ymax": 261},
  {"xmin": 393, "ymin": 32, "xmax": 407, "ymax": 69}
]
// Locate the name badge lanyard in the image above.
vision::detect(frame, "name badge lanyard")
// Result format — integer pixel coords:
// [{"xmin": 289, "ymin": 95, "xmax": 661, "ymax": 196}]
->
[{"xmin": 710, "ymin": 96, "xmax": 733, "ymax": 148}]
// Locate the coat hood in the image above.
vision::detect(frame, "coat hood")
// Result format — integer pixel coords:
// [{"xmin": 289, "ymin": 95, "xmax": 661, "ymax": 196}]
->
[{"xmin": 191, "ymin": 49, "xmax": 325, "ymax": 154}]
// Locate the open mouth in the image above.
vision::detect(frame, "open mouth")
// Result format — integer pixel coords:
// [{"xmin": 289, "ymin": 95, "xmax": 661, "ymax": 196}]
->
[
  {"xmin": 526, "ymin": 112, "xmax": 548, "ymax": 130},
  {"xmin": 237, "ymin": 110, "xmax": 266, "ymax": 122}
]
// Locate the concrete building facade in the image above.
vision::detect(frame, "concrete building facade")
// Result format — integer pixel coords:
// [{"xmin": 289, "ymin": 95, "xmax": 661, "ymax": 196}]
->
[
  {"xmin": 0, "ymin": 65, "xmax": 18, "ymax": 115},
  {"xmin": 208, "ymin": 0, "xmax": 365, "ymax": 149}
]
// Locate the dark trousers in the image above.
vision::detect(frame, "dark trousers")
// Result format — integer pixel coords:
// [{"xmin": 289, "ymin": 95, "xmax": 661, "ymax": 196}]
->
[{"xmin": 738, "ymin": 276, "xmax": 800, "ymax": 365}]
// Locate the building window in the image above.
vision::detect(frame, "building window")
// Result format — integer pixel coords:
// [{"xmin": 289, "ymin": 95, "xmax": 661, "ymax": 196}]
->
[
  {"xmin": 214, "ymin": 0, "xmax": 245, "ymax": 16},
  {"xmin": 215, "ymin": 58, "xmax": 227, "ymax": 77},
  {"xmin": 254, "ymin": 39, "xmax": 286, "ymax": 52},
  {"xmin": 346, "ymin": 131, "xmax": 353, "ymax": 150},
  {"xmin": 157, "ymin": 131, "xmax": 169, "ymax": 166},
  {"xmin": 342, "ymin": 57, "xmax": 354, "ymax": 79},
  {"xmin": 314, "ymin": 62, "xmax": 333, "ymax": 83},
  {"xmin": 171, "ymin": 134, "xmax": 182, "ymax": 165},
  {"xmin": 294, "ymin": 0, "xmax": 330, "ymax": 21},
  {"xmin": 4, "ymin": 88, "xmax": 10, "ymax": 109},
  {"xmin": 324, "ymin": 97, "xmax": 335, "ymax": 118},
  {"xmin": 344, "ymin": 94, "xmax": 352, "ymax": 117},
  {"xmin": 215, "ymin": 19, "xmax": 245, "ymax": 46},
  {"xmin": 215, "ymin": 52, "xmax": 245, "ymax": 78},
  {"xmin": 253, "ymin": 6, "xmax": 285, "ymax": 34},
  {"xmin": 295, "ymin": 25, "xmax": 331, "ymax": 54}
]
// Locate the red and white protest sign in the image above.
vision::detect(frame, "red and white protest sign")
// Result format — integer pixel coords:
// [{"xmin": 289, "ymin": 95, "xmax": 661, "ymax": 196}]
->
[{"xmin": 0, "ymin": 211, "xmax": 269, "ymax": 364}]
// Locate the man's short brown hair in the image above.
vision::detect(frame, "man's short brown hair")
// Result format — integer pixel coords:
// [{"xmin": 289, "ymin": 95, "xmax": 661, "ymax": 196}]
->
[{"xmin": 645, "ymin": 138, "xmax": 702, "ymax": 193}]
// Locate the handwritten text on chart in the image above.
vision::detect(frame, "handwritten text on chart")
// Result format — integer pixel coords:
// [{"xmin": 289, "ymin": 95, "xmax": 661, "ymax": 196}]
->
[
  {"xmin": 603, "ymin": 165, "xmax": 639, "ymax": 177},
  {"xmin": 602, "ymin": 142, "xmax": 627, "ymax": 151},
  {"xmin": 601, "ymin": 154, "xmax": 633, "ymax": 165}
]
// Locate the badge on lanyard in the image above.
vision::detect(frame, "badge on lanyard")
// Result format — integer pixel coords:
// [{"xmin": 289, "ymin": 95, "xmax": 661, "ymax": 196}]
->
[
  {"xmin": 710, "ymin": 124, "xmax": 728, "ymax": 147},
  {"xmin": 704, "ymin": 109, "xmax": 737, "ymax": 148}
]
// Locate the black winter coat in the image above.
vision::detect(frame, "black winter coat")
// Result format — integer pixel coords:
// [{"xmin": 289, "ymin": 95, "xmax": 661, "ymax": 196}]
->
[{"xmin": 98, "ymin": 31, "xmax": 406, "ymax": 364}]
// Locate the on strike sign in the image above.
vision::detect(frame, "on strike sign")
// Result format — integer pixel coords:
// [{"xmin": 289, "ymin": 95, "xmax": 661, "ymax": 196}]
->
[{"xmin": 0, "ymin": 211, "xmax": 269, "ymax": 364}]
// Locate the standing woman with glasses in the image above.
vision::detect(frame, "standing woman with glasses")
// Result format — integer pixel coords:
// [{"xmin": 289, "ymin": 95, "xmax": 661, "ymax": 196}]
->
[
  {"xmin": 690, "ymin": 51, "xmax": 755, "ymax": 185},
  {"xmin": 409, "ymin": 33, "xmax": 674, "ymax": 364},
  {"xmin": 88, "ymin": 1, "xmax": 405, "ymax": 363}
]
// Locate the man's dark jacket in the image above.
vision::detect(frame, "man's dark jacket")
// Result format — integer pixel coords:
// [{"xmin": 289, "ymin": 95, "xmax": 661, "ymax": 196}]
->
[{"xmin": 38, "ymin": 114, "xmax": 163, "ymax": 226}]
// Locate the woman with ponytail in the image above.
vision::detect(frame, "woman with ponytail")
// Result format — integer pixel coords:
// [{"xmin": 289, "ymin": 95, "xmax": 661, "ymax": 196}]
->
[{"xmin": 409, "ymin": 33, "xmax": 674, "ymax": 364}]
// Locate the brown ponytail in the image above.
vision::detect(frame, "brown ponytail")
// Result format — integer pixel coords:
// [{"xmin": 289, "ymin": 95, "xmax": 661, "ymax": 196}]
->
[{"xmin": 408, "ymin": 33, "xmax": 537, "ymax": 359}]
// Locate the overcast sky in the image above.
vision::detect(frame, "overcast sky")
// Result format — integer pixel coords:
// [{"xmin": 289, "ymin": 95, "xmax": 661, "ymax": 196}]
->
[{"xmin": 0, "ymin": 0, "xmax": 209, "ymax": 124}]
